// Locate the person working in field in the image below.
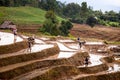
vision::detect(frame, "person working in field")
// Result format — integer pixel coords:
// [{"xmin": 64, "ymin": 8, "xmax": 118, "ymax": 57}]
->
[
  {"xmin": 77, "ymin": 37, "xmax": 82, "ymax": 48},
  {"xmin": 77, "ymin": 37, "xmax": 86, "ymax": 49},
  {"xmin": 11, "ymin": 28, "xmax": 17, "ymax": 43},
  {"xmin": 84, "ymin": 57, "xmax": 90, "ymax": 67},
  {"xmin": 27, "ymin": 36, "xmax": 35, "ymax": 52}
]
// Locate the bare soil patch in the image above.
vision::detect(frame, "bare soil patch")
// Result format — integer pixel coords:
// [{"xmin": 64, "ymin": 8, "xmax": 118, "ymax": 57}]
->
[{"xmin": 70, "ymin": 24, "xmax": 120, "ymax": 41}]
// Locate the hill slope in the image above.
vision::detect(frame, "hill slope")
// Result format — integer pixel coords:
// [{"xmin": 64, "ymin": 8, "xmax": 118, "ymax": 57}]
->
[
  {"xmin": 0, "ymin": 6, "xmax": 64, "ymax": 25},
  {"xmin": 71, "ymin": 24, "xmax": 120, "ymax": 42}
]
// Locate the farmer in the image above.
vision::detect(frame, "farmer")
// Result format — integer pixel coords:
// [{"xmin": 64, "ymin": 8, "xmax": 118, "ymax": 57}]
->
[
  {"xmin": 77, "ymin": 37, "xmax": 80, "ymax": 42},
  {"xmin": 27, "ymin": 36, "xmax": 35, "ymax": 52},
  {"xmin": 77, "ymin": 37, "xmax": 82, "ymax": 48},
  {"xmin": 11, "ymin": 28, "xmax": 17, "ymax": 43},
  {"xmin": 84, "ymin": 57, "xmax": 89, "ymax": 67}
]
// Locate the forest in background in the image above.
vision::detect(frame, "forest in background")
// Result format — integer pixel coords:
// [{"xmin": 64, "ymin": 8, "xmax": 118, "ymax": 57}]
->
[{"xmin": 0, "ymin": 0, "xmax": 120, "ymax": 27}]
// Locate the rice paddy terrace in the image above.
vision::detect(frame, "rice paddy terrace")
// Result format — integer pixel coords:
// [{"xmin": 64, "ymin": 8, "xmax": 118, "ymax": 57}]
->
[{"xmin": 0, "ymin": 31, "xmax": 120, "ymax": 80}]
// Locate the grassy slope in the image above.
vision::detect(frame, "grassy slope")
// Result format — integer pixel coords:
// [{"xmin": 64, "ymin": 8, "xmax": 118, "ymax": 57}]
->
[{"xmin": 0, "ymin": 6, "xmax": 64, "ymax": 25}]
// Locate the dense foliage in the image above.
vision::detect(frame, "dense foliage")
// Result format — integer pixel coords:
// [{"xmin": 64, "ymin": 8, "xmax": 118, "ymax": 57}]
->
[
  {"xmin": 86, "ymin": 16, "xmax": 98, "ymax": 27},
  {"xmin": 40, "ymin": 10, "xmax": 73, "ymax": 36},
  {"xmin": 0, "ymin": 0, "xmax": 120, "ymax": 27},
  {"xmin": 0, "ymin": 0, "xmax": 38, "ymax": 7},
  {"xmin": 40, "ymin": 10, "xmax": 60, "ymax": 36},
  {"xmin": 59, "ymin": 21, "xmax": 73, "ymax": 36}
]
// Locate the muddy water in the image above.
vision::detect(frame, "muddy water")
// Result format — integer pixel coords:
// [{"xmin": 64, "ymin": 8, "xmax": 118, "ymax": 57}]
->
[
  {"xmin": 107, "ymin": 64, "xmax": 120, "ymax": 73},
  {"xmin": 85, "ymin": 42, "xmax": 104, "ymax": 45},
  {"xmin": 58, "ymin": 52, "xmax": 76, "ymax": 58},
  {"xmin": 0, "ymin": 32, "xmax": 23, "ymax": 45},
  {"xmin": 34, "ymin": 39, "xmax": 45, "ymax": 44},
  {"xmin": 22, "ymin": 37, "xmax": 53, "ymax": 53},
  {"xmin": 58, "ymin": 39, "xmax": 75, "ymax": 43},
  {"xmin": 30, "ymin": 44, "xmax": 54, "ymax": 53},
  {"xmin": 0, "ymin": 32, "xmax": 53, "ymax": 54},
  {"xmin": 56, "ymin": 42, "xmax": 77, "ymax": 58},
  {"xmin": 89, "ymin": 54, "xmax": 104, "ymax": 66},
  {"xmin": 57, "ymin": 42, "xmax": 77, "ymax": 52}
]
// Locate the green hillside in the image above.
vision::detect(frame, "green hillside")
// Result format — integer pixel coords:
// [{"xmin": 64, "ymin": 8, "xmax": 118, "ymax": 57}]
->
[{"xmin": 0, "ymin": 6, "xmax": 64, "ymax": 25}]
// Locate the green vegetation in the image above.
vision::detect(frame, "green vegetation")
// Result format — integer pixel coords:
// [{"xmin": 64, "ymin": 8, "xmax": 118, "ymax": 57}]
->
[
  {"xmin": 59, "ymin": 20, "xmax": 73, "ymax": 36},
  {"xmin": 63, "ymin": 2, "xmax": 120, "ymax": 27},
  {"xmin": 86, "ymin": 16, "xmax": 98, "ymax": 27},
  {"xmin": 0, "ymin": 0, "xmax": 39, "ymax": 7},
  {"xmin": 0, "ymin": 7, "xmax": 7, "ymax": 24},
  {"xmin": 39, "ymin": 10, "xmax": 72, "ymax": 36},
  {"xmin": 40, "ymin": 10, "xmax": 60, "ymax": 35},
  {"xmin": 0, "ymin": 6, "xmax": 64, "ymax": 25},
  {"xmin": 0, "ymin": 0, "xmax": 120, "ymax": 27}
]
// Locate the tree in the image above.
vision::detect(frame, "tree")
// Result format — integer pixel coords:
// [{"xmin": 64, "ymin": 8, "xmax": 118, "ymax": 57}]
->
[
  {"xmin": 39, "ymin": 0, "xmax": 65, "ymax": 16},
  {"xmin": 59, "ymin": 20, "xmax": 73, "ymax": 36},
  {"xmin": 40, "ymin": 10, "xmax": 60, "ymax": 35},
  {"xmin": 45, "ymin": 10, "xmax": 58, "ymax": 23},
  {"xmin": 81, "ymin": 2, "xmax": 88, "ymax": 14},
  {"xmin": 55, "ymin": 1, "xmax": 65, "ymax": 16},
  {"xmin": 63, "ymin": 3, "xmax": 80, "ymax": 18},
  {"xmin": 80, "ymin": 2, "xmax": 88, "ymax": 16},
  {"xmin": 39, "ymin": 0, "xmax": 57, "ymax": 11},
  {"xmin": 40, "ymin": 10, "xmax": 73, "ymax": 36},
  {"xmin": 93, "ymin": 10, "xmax": 103, "ymax": 19},
  {"xmin": 0, "ymin": 0, "xmax": 3, "ymax": 6},
  {"xmin": 86, "ymin": 16, "xmax": 98, "ymax": 27},
  {"xmin": 79, "ymin": 2, "xmax": 89, "ymax": 23},
  {"xmin": 0, "ymin": 0, "xmax": 10, "ymax": 6},
  {"xmin": 0, "ymin": 0, "xmax": 39, "ymax": 7}
]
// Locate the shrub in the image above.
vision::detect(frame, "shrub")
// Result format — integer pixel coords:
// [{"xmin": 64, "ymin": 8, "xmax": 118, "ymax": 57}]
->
[
  {"xmin": 39, "ymin": 10, "xmax": 60, "ymax": 36},
  {"xmin": 59, "ymin": 20, "xmax": 73, "ymax": 36},
  {"xmin": 86, "ymin": 16, "xmax": 98, "ymax": 27},
  {"xmin": 108, "ymin": 22, "xmax": 119, "ymax": 27}
]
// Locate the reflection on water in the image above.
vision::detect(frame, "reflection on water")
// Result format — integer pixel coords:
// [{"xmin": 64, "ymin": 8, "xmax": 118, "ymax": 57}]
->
[
  {"xmin": 57, "ymin": 52, "xmax": 76, "ymax": 58},
  {"xmin": 108, "ymin": 64, "xmax": 120, "ymax": 73},
  {"xmin": 30, "ymin": 44, "xmax": 54, "ymax": 53},
  {"xmin": 88, "ymin": 54, "xmax": 104, "ymax": 66},
  {"xmin": 57, "ymin": 42, "xmax": 76, "ymax": 58},
  {"xmin": 0, "ymin": 32, "xmax": 23, "ymax": 45},
  {"xmin": 114, "ymin": 57, "xmax": 120, "ymax": 60},
  {"xmin": 57, "ymin": 42, "xmax": 76, "ymax": 52}
]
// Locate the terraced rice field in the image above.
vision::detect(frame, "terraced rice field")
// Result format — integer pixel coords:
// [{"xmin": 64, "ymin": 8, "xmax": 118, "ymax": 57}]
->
[{"xmin": 0, "ymin": 31, "xmax": 120, "ymax": 80}]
